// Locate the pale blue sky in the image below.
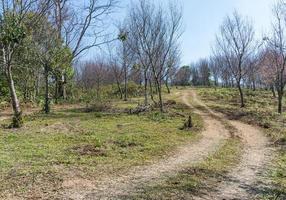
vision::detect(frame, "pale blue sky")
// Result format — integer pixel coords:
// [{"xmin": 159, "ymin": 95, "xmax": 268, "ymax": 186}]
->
[
  {"xmin": 127, "ymin": 0, "xmax": 273, "ymax": 65},
  {"xmin": 87, "ymin": 0, "xmax": 275, "ymax": 66},
  {"xmin": 179, "ymin": 0, "xmax": 273, "ymax": 65}
]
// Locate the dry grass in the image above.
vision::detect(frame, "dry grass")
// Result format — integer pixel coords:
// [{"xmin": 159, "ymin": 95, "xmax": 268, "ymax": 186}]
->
[{"xmin": 0, "ymin": 96, "xmax": 202, "ymax": 199}]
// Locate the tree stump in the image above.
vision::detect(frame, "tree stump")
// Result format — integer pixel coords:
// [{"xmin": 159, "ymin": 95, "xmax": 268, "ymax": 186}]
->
[{"xmin": 181, "ymin": 115, "xmax": 193, "ymax": 130}]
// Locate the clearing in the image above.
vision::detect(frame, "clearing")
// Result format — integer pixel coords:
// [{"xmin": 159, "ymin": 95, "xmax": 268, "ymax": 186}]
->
[{"xmin": 0, "ymin": 88, "xmax": 282, "ymax": 199}]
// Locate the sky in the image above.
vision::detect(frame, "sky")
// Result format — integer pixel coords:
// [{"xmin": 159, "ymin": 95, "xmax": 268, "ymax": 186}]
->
[
  {"xmin": 179, "ymin": 0, "xmax": 273, "ymax": 65},
  {"xmin": 86, "ymin": 0, "xmax": 275, "ymax": 66},
  {"xmin": 85, "ymin": 0, "xmax": 277, "ymax": 65}
]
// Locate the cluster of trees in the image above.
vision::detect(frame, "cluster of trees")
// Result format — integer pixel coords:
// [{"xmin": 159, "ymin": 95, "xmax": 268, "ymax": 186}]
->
[
  {"xmin": 3, "ymin": 0, "xmax": 284, "ymax": 129},
  {"xmin": 0, "ymin": 0, "xmax": 118, "ymax": 127},
  {"xmin": 173, "ymin": 1, "xmax": 286, "ymax": 114},
  {"xmin": 76, "ymin": 0, "xmax": 182, "ymax": 112},
  {"xmin": 0, "ymin": 0, "xmax": 183, "ymax": 127},
  {"xmin": 172, "ymin": 60, "xmax": 211, "ymax": 87},
  {"xmin": 211, "ymin": 0, "xmax": 286, "ymax": 114}
]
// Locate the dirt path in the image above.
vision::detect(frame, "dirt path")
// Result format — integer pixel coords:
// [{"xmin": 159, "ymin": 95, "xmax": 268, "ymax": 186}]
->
[
  {"xmin": 189, "ymin": 89, "xmax": 274, "ymax": 200},
  {"xmin": 61, "ymin": 91, "xmax": 230, "ymax": 200}
]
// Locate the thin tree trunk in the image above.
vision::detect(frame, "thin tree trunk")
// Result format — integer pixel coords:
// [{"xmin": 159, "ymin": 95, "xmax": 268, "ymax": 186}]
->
[
  {"xmin": 157, "ymin": 80, "xmax": 163, "ymax": 112},
  {"xmin": 35, "ymin": 72, "xmax": 40, "ymax": 98},
  {"xmin": 44, "ymin": 64, "xmax": 50, "ymax": 114},
  {"xmin": 277, "ymin": 89, "xmax": 283, "ymax": 114},
  {"xmin": 62, "ymin": 74, "xmax": 67, "ymax": 100},
  {"xmin": 278, "ymin": 94, "xmax": 283, "ymax": 114},
  {"xmin": 124, "ymin": 66, "xmax": 127, "ymax": 101},
  {"xmin": 165, "ymin": 78, "xmax": 170, "ymax": 94},
  {"xmin": 149, "ymin": 78, "xmax": 156, "ymax": 104},
  {"xmin": 252, "ymin": 80, "xmax": 256, "ymax": 91},
  {"xmin": 55, "ymin": 76, "xmax": 59, "ymax": 104},
  {"xmin": 96, "ymin": 79, "xmax": 100, "ymax": 100},
  {"xmin": 6, "ymin": 66, "xmax": 22, "ymax": 127},
  {"xmin": 144, "ymin": 70, "xmax": 148, "ymax": 106},
  {"xmin": 237, "ymin": 83, "xmax": 245, "ymax": 108},
  {"xmin": 116, "ymin": 80, "xmax": 123, "ymax": 99},
  {"xmin": 271, "ymin": 85, "xmax": 276, "ymax": 98},
  {"xmin": 123, "ymin": 41, "xmax": 128, "ymax": 101}
]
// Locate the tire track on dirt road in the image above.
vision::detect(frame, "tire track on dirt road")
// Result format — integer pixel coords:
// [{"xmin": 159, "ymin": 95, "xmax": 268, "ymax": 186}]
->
[
  {"xmin": 61, "ymin": 91, "xmax": 230, "ymax": 200},
  {"xmin": 189, "ymin": 89, "xmax": 275, "ymax": 200}
]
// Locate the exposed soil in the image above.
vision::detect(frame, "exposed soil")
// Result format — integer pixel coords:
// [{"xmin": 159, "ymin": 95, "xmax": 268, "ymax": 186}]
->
[
  {"xmin": 1, "ymin": 91, "xmax": 275, "ymax": 200},
  {"xmin": 189, "ymin": 89, "xmax": 275, "ymax": 200},
  {"xmin": 60, "ymin": 90, "xmax": 230, "ymax": 200}
]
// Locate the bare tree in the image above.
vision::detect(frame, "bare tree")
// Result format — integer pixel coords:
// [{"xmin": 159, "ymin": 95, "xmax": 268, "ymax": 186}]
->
[
  {"xmin": 196, "ymin": 58, "xmax": 211, "ymax": 86},
  {"xmin": 209, "ymin": 56, "xmax": 221, "ymax": 86},
  {"xmin": 164, "ymin": 46, "xmax": 180, "ymax": 93},
  {"xmin": 50, "ymin": 0, "xmax": 118, "ymax": 100},
  {"xmin": 126, "ymin": 0, "xmax": 182, "ymax": 111},
  {"xmin": 117, "ymin": 27, "xmax": 135, "ymax": 101},
  {"xmin": 263, "ymin": 1, "xmax": 286, "ymax": 113},
  {"xmin": 81, "ymin": 58, "xmax": 111, "ymax": 99},
  {"xmin": 214, "ymin": 11, "xmax": 256, "ymax": 107}
]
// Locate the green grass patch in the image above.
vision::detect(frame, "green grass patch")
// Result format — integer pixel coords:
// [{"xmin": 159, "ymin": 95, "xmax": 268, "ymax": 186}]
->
[
  {"xmin": 196, "ymin": 87, "xmax": 286, "ymax": 142},
  {"xmin": 0, "ymin": 99, "xmax": 202, "ymax": 197},
  {"xmin": 196, "ymin": 87, "xmax": 286, "ymax": 199}
]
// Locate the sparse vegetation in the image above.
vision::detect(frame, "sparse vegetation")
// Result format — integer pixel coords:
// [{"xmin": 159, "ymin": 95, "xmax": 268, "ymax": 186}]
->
[
  {"xmin": 0, "ymin": 0, "xmax": 285, "ymax": 199},
  {"xmin": 197, "ymin": 87, "xmax": 286, "ymax": 141},
  {"xmin": 196, "ymin": 87, "xmax": 286, "ymax": 198},
  {"xmin": 122, "ymin": 138, "xmax": 242, "ymax": 199},
  {"xmin": 0, "ymin": 99, "xmax": 202, "ymax": 198}
]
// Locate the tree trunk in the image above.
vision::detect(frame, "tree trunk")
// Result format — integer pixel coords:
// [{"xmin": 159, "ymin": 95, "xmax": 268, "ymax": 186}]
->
[
  {"xmin": 62, "ymin": 74, "xmax": 67, "ymax": 100},
  {"xmin": 156, "ymin": 79, "xmax": 164, "ymax": 112},
  {"xmin": 124, "ymin": 64, "xmax": 127, "ymax": 101},
  {"xmin": 123, "ymin": 41, "xmax": 128, "ymax": 101},
  {"xmin": 252, "ymin": 80, "xmax": 256, "ymax": 91},
  {"xmin": 44, "ymin": 64, "xmax": 50, "ymax": 114},
  {"xmin": 277, "ymin": 87, "xmax": 284, "ymax": 114},
  {"xmin": 144, "ymin": 70, "xmax": 148, "ymax": 106},
  {"xmin": 158, "ymin": 84, "xmax": 163, "ymax": 112},
  {"xmin": 6, "ymin": 67, "xmax": 22, "ymax": 128},
  {"xmin": 55, "ymin": 76, "xmax": 59, "ymax": 104},
  {"xmin": 237, "ymin": 83, "xmax": 245, "ymax": 108},
  {"xmin": 271, "ymin": 85, "xmax": 276, "ymax": 98},
  {"xmin": 96, "ymin": 79, "xmax": 100, "ymax": 100},
  {"xmin": 165, "ymin": 78, "xmax": 170, "ymax": 94},
  {"xmin": 116, "ymin": 80, "xmax": 123, "ymax": 99},
  {"xmin": 277, "ymin": 90, "xmax": 283, "ymax": 114},
  {"xmin": 149, "ymin": 78, "xmax": 156, "ymax": 104},
  {"xmin": 35, "ymin": 72, "xmax": 40, "ymax": 100}
]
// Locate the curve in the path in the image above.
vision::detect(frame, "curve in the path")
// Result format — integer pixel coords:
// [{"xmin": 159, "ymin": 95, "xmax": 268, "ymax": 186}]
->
[
  {"xmin": 61, "ymin": 91, "xmax": 229, "ymax": 200},
  {"xmin": 189, "ymin": 89, "xmax": 274, "ymax": 200}
]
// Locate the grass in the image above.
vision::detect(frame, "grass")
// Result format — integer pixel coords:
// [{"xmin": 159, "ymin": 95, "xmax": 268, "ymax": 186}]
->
[
  {"xmin": 196, "ymin": 87, "xmax": 286, "ymax": 199},
  {"xmin": 0, "ymin": 97, "xmax": 203, "ymax": 198},
  {"xmin": 196, "ymin": 87, "xmax": 286, "ymax": 141},
  {"xmin": 123, "ymin": 138, "xmax": 242, "ymax": 199}
]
